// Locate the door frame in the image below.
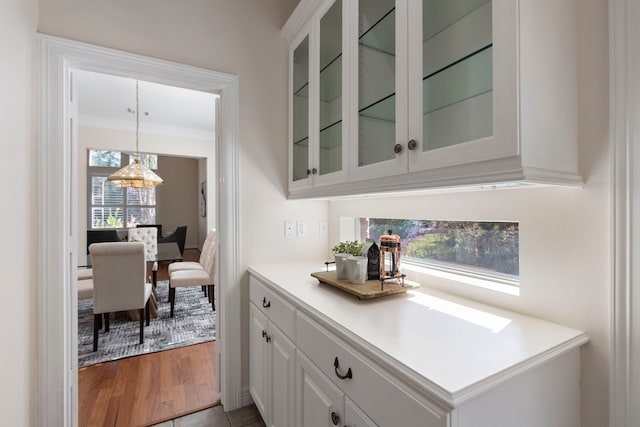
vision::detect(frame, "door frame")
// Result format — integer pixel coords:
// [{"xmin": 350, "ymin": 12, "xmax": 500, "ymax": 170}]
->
[
  {"xmin": 37, "ymin": 35, "xmax": 242, "ymax": 426},
  {"xmin": 610, "ymin": 0, "xmax": 640, "ymax": 425}
]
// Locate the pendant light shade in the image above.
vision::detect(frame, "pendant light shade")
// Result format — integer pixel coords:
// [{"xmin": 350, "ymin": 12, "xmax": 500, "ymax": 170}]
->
[
  {"xmin": 107, "ymin": 158, "xmax": 163, "ymax": 188},
  {"xmin": 108, "ymin": 80, "xmax": 163, "ymax": 188}
]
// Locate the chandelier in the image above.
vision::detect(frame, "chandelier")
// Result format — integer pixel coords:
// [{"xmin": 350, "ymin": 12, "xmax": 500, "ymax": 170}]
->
[{"xmin": 108, "ymin": 80, "xmax": 163, "ymax": 188}]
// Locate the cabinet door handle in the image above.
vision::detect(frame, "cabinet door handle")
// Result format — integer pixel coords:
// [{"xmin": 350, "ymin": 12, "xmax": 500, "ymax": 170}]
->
[
  {"xmin": 262, "ymin": 330, "xmax": 267, "ymax": 338},
  {"xmin": 311, "ymin": 167, "xmax": 317, "ymax": 175},
  {"xmin": 331, "ymin": 411, "xmax": 340, "ymax": 425},
  {"xmin": 394, "ymin": 143, "xmax": 402, "ymax": 154},
  {"xmin": 266, "ymin": 334, "xmax": 271, "ymax": 343},
  {"xmin": 262, "ymin": 297, "xmax": 271, "ymax": 308},
  {"xmin": 306, "ymin": 169, "xmax": 311, "ymax": 176},
  {"xmin": 333, "ymin": 356, "xmax": 353, "ymax": 380},
  {"xmin": 407, "ymin": 139, "xmax": 417, "ymax": 150}
]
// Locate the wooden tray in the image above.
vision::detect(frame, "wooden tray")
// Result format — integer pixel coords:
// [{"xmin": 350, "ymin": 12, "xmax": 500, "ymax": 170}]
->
[{"xmin": 310, "ymin": 271, "xmax": 419, "ymax": 300}]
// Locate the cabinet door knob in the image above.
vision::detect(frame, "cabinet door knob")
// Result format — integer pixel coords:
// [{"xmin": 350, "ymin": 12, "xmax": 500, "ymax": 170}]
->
[
  {"xmin": 306, "ymin": 169, "xmax": 311, "ymax": 176},
  {"xmin": 311, "ymin": 167, "xmax": 318, "ymax": 175},
  {"xmin": 408, "ymin": 139, "xmax": 417, "ymax": 150},
  {"xmin": 331, "ymin": 411, "xmax": 340, "ymax": 425},
  {"xmin": 262, "ymin": 297, "xmax": 271, "ymax": 308},
  {"xmin": 394, "ymin": 143, "xmax": 402, "ymax": 154},
  {"xmin": 333, "ymin": 356, "xmax": 353, "ymax": 380}
]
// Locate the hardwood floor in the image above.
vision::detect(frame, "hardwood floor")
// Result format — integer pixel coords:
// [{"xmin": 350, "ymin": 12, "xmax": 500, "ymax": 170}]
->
[
  {"xmin": 79, "ymin": 249, "xmax": 220, "ymax": 427},
  {"xmin": 79, "ymin": 341, "xmax": 220, "ymax": 427}
]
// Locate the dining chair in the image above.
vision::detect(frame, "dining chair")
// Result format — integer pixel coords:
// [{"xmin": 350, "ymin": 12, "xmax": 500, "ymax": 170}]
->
[
  {"xmin": 128, "ymin": 227, "xmax": 158, "ymax": 285},
  {"xmin": 86, "ymin": 229, "xmax": 121, "ymax": 254},
  {"xmin": 136, "ymin": 224, "xmax": 163, "ymax": 238},
  {"xmin": 77, "ymin": 279, "xmax": 93, "ymax": 300},
  {"xmin": 167, "ymin": 228, "xmax": 215, "ymax": 275},
  {"xmin": 77, "ymin": 268, "xmax": 93, "ymax": 281},
  {"xmin": 159, "ymin": 225, "xmax": 188, "ymax": 256},
  {"xmin": 168, "ymin": 230, "xmax": 216, "ymax": 317},
  {"xmin": 89, "ymin": 242, "xmax": 152, "ymax": 351}
]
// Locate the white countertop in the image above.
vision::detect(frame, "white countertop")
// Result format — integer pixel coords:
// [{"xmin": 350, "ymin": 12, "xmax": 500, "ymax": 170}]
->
[{"xmin": 248, "ymin": 262, "xmax": 589, "ymax": 406}]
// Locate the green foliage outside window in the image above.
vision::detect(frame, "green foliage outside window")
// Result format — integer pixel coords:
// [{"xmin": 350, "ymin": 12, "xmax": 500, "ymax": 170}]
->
[{"xmin": 366, "ymin": 218, "xmax": 519, "ymax": 277}]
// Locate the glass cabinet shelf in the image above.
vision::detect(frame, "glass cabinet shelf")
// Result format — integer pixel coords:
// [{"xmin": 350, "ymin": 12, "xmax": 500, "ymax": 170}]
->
[
  {"xmin": 359, "ymin": 7, "xmax": 395, "ymax": 55},
  {"xmin": 423, "ymin": 44, "xmax": 492, "ymax": 115},
  {"xmin": 359, "ymin": 94, "xmax": 395, "ymax": 122},
  {"xmin": 319, "ymin": 120, "xmax": 343, "ymax": 150},
  {"xmin": 294, "ymin": 82, "xmax": 309, "ymax": 97},
  {"xmin": 294, "ymin": 137, "xmax": 309, "ymax": 147},
  {"xmin": 423, "ymin": 0, "xmax": 490, "ymax": 43},
  {"xmin": 319, "ymin": 54, "xmax": 342, "ymax": 103}
]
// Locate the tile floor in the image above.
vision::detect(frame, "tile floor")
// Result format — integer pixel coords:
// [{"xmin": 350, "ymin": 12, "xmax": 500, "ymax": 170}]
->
[{"xmin": 152, "ymin": 404, "xmax": 265, "ymax": 427}]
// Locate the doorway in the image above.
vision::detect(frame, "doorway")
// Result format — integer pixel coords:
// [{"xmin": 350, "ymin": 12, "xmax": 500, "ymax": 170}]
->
[{"xmin": 38, "ymin": 35, "xmax": 242, "ymax": 426}]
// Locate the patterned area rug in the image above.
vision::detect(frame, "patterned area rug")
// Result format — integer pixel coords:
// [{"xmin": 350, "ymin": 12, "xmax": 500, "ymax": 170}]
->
[{"xmin": 78, "ymin": 280, "xmax": 216, "ymax": 367}]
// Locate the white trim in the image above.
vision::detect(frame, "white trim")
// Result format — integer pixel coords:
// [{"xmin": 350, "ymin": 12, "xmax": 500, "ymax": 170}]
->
[
  {"xmin": 37, "ymin": 35, "xmax": 242, "ymax": 426},
  {"xmin": 241, "ymin": 386, "xmax": 255, "ymax": 408},
  {"xmin": 610, "ymin": 0, "xmax": 637, "ymax": 425}
]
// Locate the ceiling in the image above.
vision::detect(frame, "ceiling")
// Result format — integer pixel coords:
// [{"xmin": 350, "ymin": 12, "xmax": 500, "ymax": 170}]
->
[{"xmin": 75, "ymin": 70, "xmax": 217, "ymax": 140}]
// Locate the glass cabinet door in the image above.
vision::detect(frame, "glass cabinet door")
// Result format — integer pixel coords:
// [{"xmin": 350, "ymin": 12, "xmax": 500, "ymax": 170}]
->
[
  {"xmin": 292, "ymin": 35, "xmax": 310, "ymax": 183},
  {"xmin": 421, "ymin": 0, "xmax": 493, "ymax": 152},
  {"xmin": 318, "ymin": 0, "xmax": 343, "ymax": 177},
  {"xmin": 357, "ymin": 0, "xmax": 397, "ymax": 168}
]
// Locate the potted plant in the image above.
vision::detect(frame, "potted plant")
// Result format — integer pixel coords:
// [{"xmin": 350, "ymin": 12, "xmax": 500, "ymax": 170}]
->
[
  {"xmin": 332, "ymin": 241, "xmax": 364, "ymax": 280},
  {"xmin": 331, "ymin": 240, "xmax": 364, "ymax": 257}
]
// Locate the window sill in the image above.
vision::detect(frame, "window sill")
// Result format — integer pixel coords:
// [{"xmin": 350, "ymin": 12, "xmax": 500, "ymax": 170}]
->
[{"xmin": 402, "ymin": 262, "xmax": 520, "ymax": 296}]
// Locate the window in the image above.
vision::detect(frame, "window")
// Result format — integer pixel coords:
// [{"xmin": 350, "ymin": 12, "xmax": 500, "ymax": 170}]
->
[
  {"xmin": 88, "ymin": 150, "xmax": 158, "ymax": 229},
  {"xmin": 360, "ymin": 218, "xmax": 519, "ymax": 282}
]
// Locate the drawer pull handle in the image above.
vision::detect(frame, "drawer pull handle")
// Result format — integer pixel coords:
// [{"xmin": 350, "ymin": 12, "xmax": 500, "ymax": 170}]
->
[
  {"xmin": 333, "ymin": 357, "xmax": 352, "ymax": 380},
  {"xmin": 331, "ymin": 411, "xmax": 340, "ymax": 425},
  {"xmin": 262, "ymin": 297, "xmax": 271, "ymax": 308}
]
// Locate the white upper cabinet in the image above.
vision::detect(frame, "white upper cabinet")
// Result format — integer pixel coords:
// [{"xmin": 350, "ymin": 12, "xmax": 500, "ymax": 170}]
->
[
  {"xmin": 290, "ymin": 0, "xmax": 349, "ymax": 191},
  {"xmin": 284, "ymin": 0, "xmax": 581, "ymax": 198}
]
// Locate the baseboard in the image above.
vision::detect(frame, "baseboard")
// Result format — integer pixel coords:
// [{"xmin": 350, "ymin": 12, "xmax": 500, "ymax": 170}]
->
[{"xmin": 241, "ymin": 386, "xmax": 254, "ymax": 407}]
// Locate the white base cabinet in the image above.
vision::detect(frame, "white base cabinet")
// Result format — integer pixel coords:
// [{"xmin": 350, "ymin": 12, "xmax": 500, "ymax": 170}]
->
[
  {"xmin": 248, "ymin": 268, "xmax": 587, "ymax": 427},
  {"xmin": 297, "ymin": 350, "xmax": 378, "ymax": 427},
  {"xmin": 249, "ymin": 280, "xmax": 297, "ymax": 427}
]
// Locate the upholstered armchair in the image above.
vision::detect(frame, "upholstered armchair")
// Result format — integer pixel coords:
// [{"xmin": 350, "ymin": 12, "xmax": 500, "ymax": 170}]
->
[
  {"xmin": 168, "ymin": 229, "xmax": 216, "ymax": 317},
  {"xmin": 89, "ymin": 242, "xmax": 152, "ymax": 352}
]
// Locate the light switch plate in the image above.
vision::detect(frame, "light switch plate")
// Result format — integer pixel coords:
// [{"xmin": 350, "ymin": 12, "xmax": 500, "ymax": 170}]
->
[
  {"xmin": 285, "ymin": 220, "xmax": 296, "ymax": 239},
  {"xmin": 297, "ymin": 221, "xmax": 306, "ymax": 238},
  {"xmin": 319, "ymin": 221, "xmax": 328, "ymax": 237}
]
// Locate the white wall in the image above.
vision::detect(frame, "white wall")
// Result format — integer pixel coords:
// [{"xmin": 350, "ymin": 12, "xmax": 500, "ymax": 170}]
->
[
  {"xmin": 328, "ymin": 1, "xmax": 610, "ymax": 426},
  {"xmin": 0, "ymin": 0, "xmax": 38, "ymax": 425},
  {"xmin": 39, "ymin": 0, "xmax": 328, "ymax": 392},
  {"xmin": 156, "ymin": 155, "xmax": 200, "ymax": 249},
  {"xmin": 77, "ymin": 126, "xmax": 214, "ymax": 254}
]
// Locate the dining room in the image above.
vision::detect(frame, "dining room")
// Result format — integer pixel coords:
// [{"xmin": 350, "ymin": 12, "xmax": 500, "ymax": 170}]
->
[{"xmin": 73, "ymin": 69, "xmax": 222, "ymax": 425}]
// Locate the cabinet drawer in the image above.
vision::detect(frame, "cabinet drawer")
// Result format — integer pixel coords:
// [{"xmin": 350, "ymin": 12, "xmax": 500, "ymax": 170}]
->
[
  {"xmin": 250, "ymin": 276, "xmax": 296, "ymax": 340},
  {"xmin": 297, "ymin": 312, "xmax": 448, "ymax": 427}
]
